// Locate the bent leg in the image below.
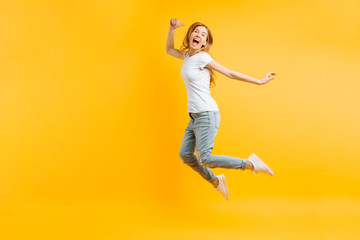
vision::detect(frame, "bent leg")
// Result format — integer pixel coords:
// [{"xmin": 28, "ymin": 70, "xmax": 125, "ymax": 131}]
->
[
  {"xmin": 194, "ymin": 111, "xmax": 247, "ymax": 169},
  {"xmin": 179, "ymin": 121, "xmax": 217, "ymax": 183}
]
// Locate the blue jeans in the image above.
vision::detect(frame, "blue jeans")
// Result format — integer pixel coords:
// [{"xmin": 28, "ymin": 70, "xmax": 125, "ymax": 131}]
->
[{"xmin": 179, "ymin": 111, "xmax": 247, "ymax": 183}]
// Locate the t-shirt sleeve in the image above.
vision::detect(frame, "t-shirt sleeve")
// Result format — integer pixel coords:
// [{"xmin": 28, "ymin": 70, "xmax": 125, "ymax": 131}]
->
[{"xmin": 199, "ymin": 53, "xmax": 214, "ymax": 70}]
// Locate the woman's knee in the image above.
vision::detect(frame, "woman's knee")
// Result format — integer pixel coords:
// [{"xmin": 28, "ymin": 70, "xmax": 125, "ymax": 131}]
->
[
  {"xmin": 179, "ymin": 149, "xmax": 187, "ymax": 160},
  {"xmin": 198, "ymin": 152, "xmax": 212, "ymax": 167},
  {"xmin": 179, "ymin": 149, "xmax": 191, "ymax": 160},
  {"xmin": 179, "ymin": 151, "xmax": 196, "ymax": 165}
]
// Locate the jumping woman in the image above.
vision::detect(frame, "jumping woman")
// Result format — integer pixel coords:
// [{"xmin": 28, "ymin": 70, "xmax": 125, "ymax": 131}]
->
[{"xmin": 166, "ymin": 19, "xmax": 276, "ymax": 200}]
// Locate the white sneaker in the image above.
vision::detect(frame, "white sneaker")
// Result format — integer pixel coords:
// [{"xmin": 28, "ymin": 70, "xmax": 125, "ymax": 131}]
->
[
  {"xmin": 214, "ymin": 174, "xmax": 229, "ymax": 200},
  {"xmin": 248, "ymin": 153, "xmax": 274, "ymax": 176}
]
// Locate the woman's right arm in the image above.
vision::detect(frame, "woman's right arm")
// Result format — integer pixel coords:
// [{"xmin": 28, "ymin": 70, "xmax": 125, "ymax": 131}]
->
[{"xmin": 166, "ymin": 19, "xmax": 185, "ymax": 60}]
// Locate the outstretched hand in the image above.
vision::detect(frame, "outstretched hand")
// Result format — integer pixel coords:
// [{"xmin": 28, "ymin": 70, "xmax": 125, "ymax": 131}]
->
[
  {"xmin": 259, "ymin": 72, "xmax": 276, "ymax": 84},
  {"xmin": 170, "ymin": 19, "xmax": 185, "ymax": 30}
]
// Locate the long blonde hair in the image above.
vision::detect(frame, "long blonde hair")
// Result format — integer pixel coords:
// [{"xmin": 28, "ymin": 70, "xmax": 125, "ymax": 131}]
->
[{"xmin": 180, "ymin": 22, "xmax": 217, "ymax": 88}]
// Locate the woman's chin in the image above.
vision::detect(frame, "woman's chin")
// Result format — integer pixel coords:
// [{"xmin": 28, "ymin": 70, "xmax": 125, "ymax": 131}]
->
[{"xmin": 189, "ymin": 46, "xmax": 200, "ymax": 50}]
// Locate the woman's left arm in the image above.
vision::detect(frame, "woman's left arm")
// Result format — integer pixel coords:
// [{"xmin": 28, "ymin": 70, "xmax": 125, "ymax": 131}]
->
[{"xmin": 206, "ymin": 60, "xmax": 276, "ymax": 85}]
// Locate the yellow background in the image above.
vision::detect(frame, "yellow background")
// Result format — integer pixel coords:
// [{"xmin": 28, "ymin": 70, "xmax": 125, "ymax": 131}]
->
[{"xmin": 1, "ymin": 0, "xmax": 360, "ymax": 239}]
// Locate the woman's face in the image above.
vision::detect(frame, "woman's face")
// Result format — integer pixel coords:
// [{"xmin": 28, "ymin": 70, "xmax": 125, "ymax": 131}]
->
[{"xmin": 190, "ymin": 26, "xmax": 208, "ymax": 50}]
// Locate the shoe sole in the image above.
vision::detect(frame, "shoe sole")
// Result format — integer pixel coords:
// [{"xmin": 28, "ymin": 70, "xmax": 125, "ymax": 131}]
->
[{"xmin": 218, "ymin": 174, "xmax": 229, "ymax": 200}]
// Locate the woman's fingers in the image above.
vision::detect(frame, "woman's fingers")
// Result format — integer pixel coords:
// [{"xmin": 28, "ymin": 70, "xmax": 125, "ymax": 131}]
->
[
  {"xmin": 260, "ymin": 72, "xmax": 276, "ymax": 84},
  {"xmin": 170, "ymin": 19, "xmax": 178, "ymax": 27},
  {"xmin": 175, "ymin": 20, "xmax": 182, "ymax": 27},
  {"xmin": 170, "ymin": 19, "xmax": 185, "ymax": 28},
  {"xmin": 267, "ymin": 72, "xmax": 276, "ymax": 79}
]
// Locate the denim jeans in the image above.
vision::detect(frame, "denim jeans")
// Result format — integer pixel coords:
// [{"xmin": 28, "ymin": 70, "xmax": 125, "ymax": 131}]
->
[{"xmin": 179, "ymin": 111, "xmax": 247, "ymax": 183}]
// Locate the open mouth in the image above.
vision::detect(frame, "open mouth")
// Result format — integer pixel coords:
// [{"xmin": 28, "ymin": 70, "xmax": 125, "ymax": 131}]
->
[{"xmin": 192, "ymin": 38, "xmax": 199, "ymax": 46}]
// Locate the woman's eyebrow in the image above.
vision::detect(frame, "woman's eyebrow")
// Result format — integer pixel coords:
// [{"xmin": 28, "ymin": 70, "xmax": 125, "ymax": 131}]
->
[{"xmin": 195, "ymin": 30, "xmax": 207, "ymax": 35}]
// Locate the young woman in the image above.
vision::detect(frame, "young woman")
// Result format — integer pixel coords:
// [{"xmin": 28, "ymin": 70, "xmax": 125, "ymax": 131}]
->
[{"xmin": 166, "ymin": 19, "xmax": 276, "ymax": 200}]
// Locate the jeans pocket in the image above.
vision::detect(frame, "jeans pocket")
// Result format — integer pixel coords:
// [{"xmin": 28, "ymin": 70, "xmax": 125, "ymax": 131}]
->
[{"xmin": 193, "ymin": 112, "xmax": 209, "ymax": 126}]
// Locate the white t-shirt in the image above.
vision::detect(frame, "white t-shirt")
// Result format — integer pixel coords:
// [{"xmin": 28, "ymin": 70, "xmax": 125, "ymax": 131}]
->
[{"xmin": 180, "ymin": 51, "xmax": 220, "ymax": 113}]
